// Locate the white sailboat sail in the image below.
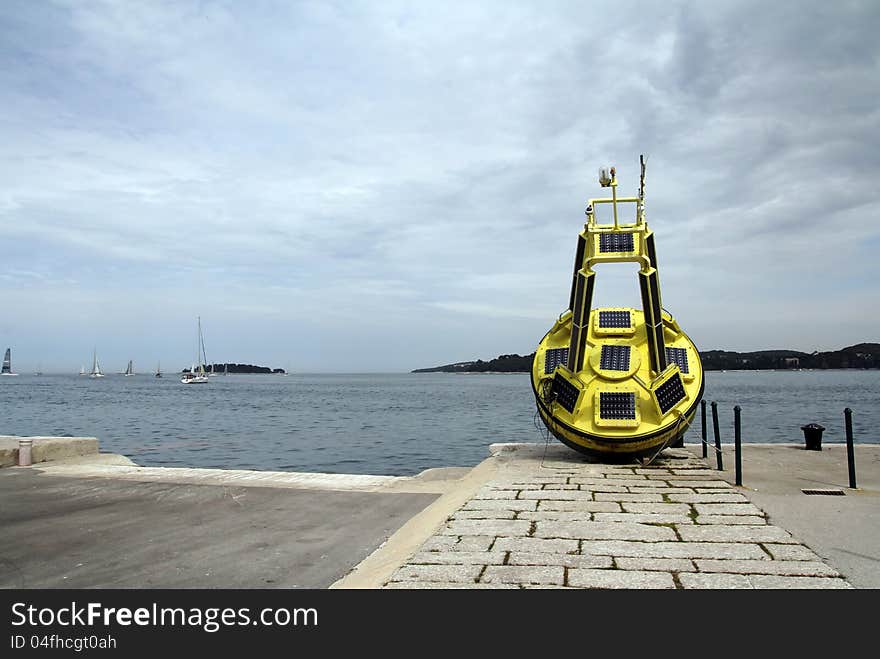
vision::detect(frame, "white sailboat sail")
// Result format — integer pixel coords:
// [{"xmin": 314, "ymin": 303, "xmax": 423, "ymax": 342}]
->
[
  {"xmin": 90, "ymin": 348, "xmax": 105, "ymax": 378},
  {"xmin": 124, "ymin": 359, "xmax": 134, "ymax": 376}
]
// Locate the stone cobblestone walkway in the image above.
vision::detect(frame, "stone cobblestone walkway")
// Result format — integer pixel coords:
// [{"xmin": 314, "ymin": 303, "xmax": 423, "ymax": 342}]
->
[{"xmin": 384, "ymin": 445, "xmax": 852, "ymax": 589}]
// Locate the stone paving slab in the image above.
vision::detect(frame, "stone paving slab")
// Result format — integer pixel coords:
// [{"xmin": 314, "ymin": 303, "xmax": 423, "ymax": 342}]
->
[
  {"xmin": 595, "ymin": 492, "xmax": 664, "ymax": 502},
  {"xmin": 451, "ymin": 509, "xmax": 518, "ymax": 520},
  {"xmin": 679, "ymin": 573, "xmax": 852, "ymax": 589},
  {"xmin": 620, "ymin": 502, "xmax": 691, "ymax": 514},
  {"xmin": 507, "ymin": 552, "xmax": 613, "ymax": 569},
  {"xmin": 385, "ymin": 581, "xmax": 518, "ymax": 589},
  {"xmin": 579, "ymin": 540, "xmax": 768, "ymax": 560},
  {"xmin": 668, "ymin": 493, "xmax": 750, "ymax": 503},
  {"xmin": 519, "ymin": 489, "xmax": 608, "ymax": 499},
  {"xmin": 440, "ymin": 519, "xmax": 531, "ymax": 536},
  {"xmin": 571, "ymin": 478, "xmax": 654, "ymax": 487},
  {"xmin": 409, "ymin": 551, "xmax": 506, "ymax": 565},
  {"xmin": 693, "ymin": 559, "xmax": 840, "ymax": 577},
  {"xmin": 763, "ymin": 544, "xmax": 822, "ymax": 561},
  {"xmin": 693, "ymin": 502, "xmax": 765, "ymax": 515},
  {"xmin": 383, "ymin": 448, "xmax": 852, "ymax": 590},
  {"xmin": 537, "ymin": 500, "xmax": 622, "ymax": 512},
  {"xmin": 481, "ymin": 565, "xmax": 564, "ymax": 585},
  {"xmin": 534, "ymin": 521, "xmax": 677, "ymax": 541},
  {"xmin": 615, "ymin": 557, "xmax": 697, "ymax": 572},
  {"xmin": 420, "ymin": 535, "xmax": 496, "ymax": 552},
  {"xmin": 392, "ymin": 564, "xmax": 482, "ymax": 583},
  {"xmin": 518, "ymin": 511, "xmax": 595, "ymax": 522},
  {"xmin": 493, "ymin": 537, "xmax": 579, "ymax": 554},
  {"xmin": 462, "ymin": 499, "xmax": 538, "ymax": 511},
  {"xmin": 568, "ymin": 569, "xmax": 676, "ymax": 589},
  {"xmin": 666, "ymin": 480, "xmax": 733, "ymax": 488},
  {"xmin": 695, "ymin": 515, "xmax": 767, "ymax": 525},
  {"xmin": 593, "ymin": 512, "xmax": 694, "ymax": 524},
  {"xmin": 677, "ymin": 525, "xmax": 796, "ymax": 543}
]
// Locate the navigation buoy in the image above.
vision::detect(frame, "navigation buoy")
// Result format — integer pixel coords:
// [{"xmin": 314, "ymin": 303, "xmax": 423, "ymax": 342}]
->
[{"xmin": 531, "ymin": 157, "xmax": 704, "ymax": 460}]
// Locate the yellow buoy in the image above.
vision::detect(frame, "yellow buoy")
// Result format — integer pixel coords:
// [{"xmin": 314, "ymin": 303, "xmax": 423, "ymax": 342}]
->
[{"xmin": 531, "ymin": 156, "xmax": 704, "ymax": 460}]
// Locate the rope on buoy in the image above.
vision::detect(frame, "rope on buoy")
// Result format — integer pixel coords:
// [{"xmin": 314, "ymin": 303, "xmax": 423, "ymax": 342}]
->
[{"xmin": 639, "ymin": 409, "xmax": 687, "ymax": 467}]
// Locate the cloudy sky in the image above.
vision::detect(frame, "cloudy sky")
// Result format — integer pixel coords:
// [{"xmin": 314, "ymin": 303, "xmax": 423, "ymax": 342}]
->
[{"xmin": 1, "ymin": 0, "xmax": 878, "ymax": 373}]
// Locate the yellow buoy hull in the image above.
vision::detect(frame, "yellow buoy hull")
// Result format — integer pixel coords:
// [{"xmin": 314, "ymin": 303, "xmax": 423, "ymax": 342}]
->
[{"xmin": 531, "ymin": 309, "xmax": 704, "ymax": 458}]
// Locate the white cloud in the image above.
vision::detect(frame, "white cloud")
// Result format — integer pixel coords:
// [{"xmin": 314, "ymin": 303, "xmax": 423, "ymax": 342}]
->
[{"xmin": 1, "ymin": 0, "xmax": 878, "ymax": 371}]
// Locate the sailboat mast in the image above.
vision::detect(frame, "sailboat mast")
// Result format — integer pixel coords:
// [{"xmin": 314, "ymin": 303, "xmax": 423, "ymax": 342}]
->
[
  {"xmin": 195, "ymin": 317, "xmax": 200, "ymax": 374},
  {"xmin": 198, "ymin": 316, "xmax": 208, "ymax": 374}
]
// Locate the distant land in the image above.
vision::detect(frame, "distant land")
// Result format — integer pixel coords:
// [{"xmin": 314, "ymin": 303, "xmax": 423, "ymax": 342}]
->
[
  {"xmin": 182, "ymin": 363, "xmax": 286, "ymax": 375},
  {"xmin": 412, "ymin": 343, "xmax": 880, "ymax": 373}
]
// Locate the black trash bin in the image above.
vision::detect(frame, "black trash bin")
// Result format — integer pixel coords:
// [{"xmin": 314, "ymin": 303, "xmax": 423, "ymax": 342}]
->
[{"xmin": 801, "ymin": 423, "xmax": 825, "ymax": 451}]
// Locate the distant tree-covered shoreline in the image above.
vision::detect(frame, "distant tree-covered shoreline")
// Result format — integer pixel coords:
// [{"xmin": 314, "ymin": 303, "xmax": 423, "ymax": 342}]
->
[{"xmin": 412, "ymin": 343, "xmax": 879, "ymax": 373}]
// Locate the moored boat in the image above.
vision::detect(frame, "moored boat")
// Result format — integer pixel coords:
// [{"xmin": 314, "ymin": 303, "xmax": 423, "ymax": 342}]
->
[
  {"xmin": 181, "ymin": 317, "xmax": 209, "ymax": 384},
  {"xmin": 89, "ymin": 348, "xmax": 105, "ymax": 378},
  {"xmin": 1, "ymin": 348, "xmax": 17, "ymax": 376}
]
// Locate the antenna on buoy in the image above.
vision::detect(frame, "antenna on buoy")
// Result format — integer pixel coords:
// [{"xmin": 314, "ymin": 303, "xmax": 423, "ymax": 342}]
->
[
  {"xmin": 638, "ymin": 154, "xmax": 648, "ymax": 224},
  {"xmin": 639, "ymin": 155, "xmax": 647, "ymax": 201}
]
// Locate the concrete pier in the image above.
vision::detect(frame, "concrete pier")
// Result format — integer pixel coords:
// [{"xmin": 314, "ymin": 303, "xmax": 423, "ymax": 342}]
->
[
  {"xmin": 0, "ymin": 436, "xmax": 98, "ymax": 468},
  {"xmin": 0, "ymin": 450, "xmax": 463, "ymax": 588},
  {"xmin": 1, "ymin": 437, "xmax": 878, "ymax": 589}
]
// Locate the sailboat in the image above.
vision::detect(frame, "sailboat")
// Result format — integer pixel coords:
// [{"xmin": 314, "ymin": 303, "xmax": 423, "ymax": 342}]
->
[
  {"xmin": 123, "ymin": 360, "xmax": 135, "ymax": 376},
  {"xmin": 1, "ymin": 348, "xmax": 17, "ymax": 376},
  {"xmin": 155, "ymin": 361, "xmax": 163, "ymax": 378},
  {"xmin": 89, "ymin": 349, "xmax": 105, "ymax": 378},
  {"xmin": 181, "ymin": 317, "xmax": 209, "ymax": 384},
  {"xmin": 79, "ymin": 365, "xmax": 86, "ymax": 376}
]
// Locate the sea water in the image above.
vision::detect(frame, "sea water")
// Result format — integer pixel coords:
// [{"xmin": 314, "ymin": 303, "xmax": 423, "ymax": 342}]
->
[{"xmin": 1, "ymin": 370, "xmax": 878, "ymax": 475}]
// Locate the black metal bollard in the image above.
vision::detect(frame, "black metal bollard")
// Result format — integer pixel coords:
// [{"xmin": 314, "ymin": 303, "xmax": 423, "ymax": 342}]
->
[
  {"xmin": 711, "ymin": 401, "xmax": 723, "ymax": 470},
  {"xmin": 844, "ymin": 407, "xmax": 857, "ymax": 489},
  {"xmin": 734, "ymin": 405, "xmax": 742, "ymax": 486},
  {"xmin": 701, "ymin": 400, "xmax": 707, "ymax": 458}
]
